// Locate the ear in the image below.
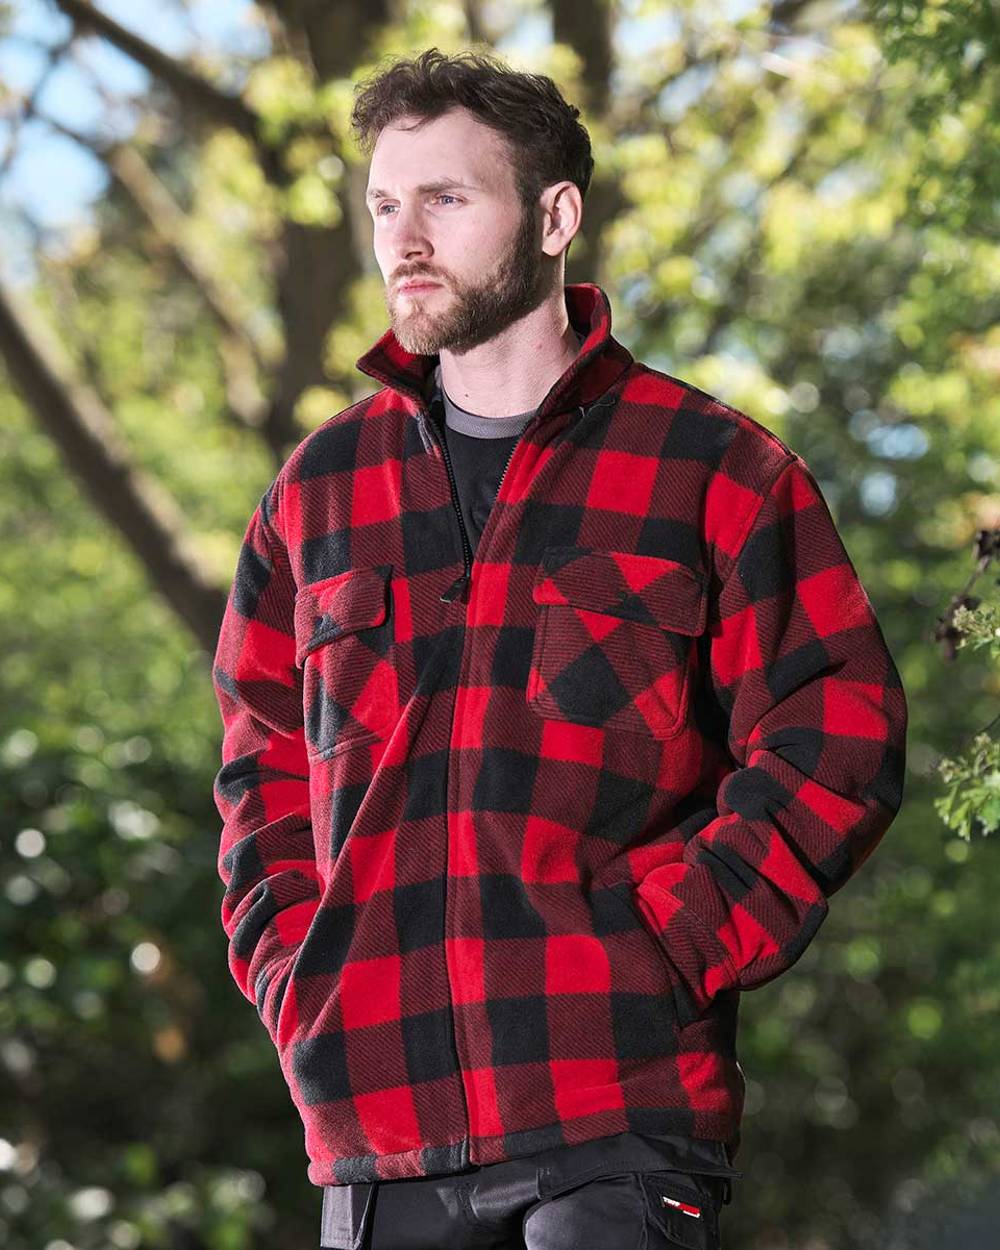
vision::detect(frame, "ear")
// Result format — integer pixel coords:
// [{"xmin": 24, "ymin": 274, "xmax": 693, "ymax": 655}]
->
[{"xmin": 539, "ymin": 181, "xmax": 583, "ymax": 259}]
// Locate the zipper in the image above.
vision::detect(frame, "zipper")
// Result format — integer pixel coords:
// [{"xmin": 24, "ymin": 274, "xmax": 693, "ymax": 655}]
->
[
  {"xmin": 418, "ymin": 401, "xmax": 474, "ymax": 603},
  {"xmin": 412, "ymin": 395, "xmax": 475, "ymax": 1162},
  {"xmin": 435, "ymin": 424, "xmax": 474, "ymax": 604},
  {"xmin": 428, "ymin": 393, "xmax": 582, "ymax": 1161},
  {"xmin": 494, "ymin": 438, "xmax": 519, "ymax": 509}
]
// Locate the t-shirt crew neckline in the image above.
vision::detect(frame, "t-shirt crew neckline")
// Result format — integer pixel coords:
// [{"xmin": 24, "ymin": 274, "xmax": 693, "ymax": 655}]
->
[{"xmin": 432, "ymin": 329, "xmax": 586, "ymax": 438}]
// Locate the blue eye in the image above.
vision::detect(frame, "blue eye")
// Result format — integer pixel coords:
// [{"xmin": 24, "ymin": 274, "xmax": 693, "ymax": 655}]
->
[{"xmin": 375, "ymin": 194, "xmax": 461, "ymax": 216}]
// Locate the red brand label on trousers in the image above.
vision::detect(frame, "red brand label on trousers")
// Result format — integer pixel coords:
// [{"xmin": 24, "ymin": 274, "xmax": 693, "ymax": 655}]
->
[{"xmin": 663, "ymin": 1195, "xmax": 702, "ymax": 1218}]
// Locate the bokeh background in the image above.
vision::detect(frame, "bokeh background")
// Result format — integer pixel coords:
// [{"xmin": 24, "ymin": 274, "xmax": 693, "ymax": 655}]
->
[{"xmin": 1, "ymin": 1, "xmax": 999, "ymax": 1247}]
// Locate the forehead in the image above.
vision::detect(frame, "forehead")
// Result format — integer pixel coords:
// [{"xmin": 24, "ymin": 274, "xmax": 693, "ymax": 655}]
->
[{"xmin": 367, "ymin": 109, "xmax": 514, "ymax": 194}]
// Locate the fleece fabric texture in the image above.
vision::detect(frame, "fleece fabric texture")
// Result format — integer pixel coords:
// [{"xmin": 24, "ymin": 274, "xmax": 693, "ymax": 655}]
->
[{"xmin": 211, "ymin": 281, "xmax": 908, "ymax": 1187}]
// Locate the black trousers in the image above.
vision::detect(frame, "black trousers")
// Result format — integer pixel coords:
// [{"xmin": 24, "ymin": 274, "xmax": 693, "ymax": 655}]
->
[{"xmin": 320, "ymin": 1137, "xmax": 736, "ymax": 1249}]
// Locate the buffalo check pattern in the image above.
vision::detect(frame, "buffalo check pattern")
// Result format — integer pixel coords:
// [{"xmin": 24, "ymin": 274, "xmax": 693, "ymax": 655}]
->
[{"xmin": 211, "ymin": 283, "xmax": 907, "ymax": 1185}]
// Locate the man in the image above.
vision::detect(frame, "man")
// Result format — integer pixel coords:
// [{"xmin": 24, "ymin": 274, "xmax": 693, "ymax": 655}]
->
[{"xmin": 212, "ymin": 47, "xmax": 907, "ymax": 1250}]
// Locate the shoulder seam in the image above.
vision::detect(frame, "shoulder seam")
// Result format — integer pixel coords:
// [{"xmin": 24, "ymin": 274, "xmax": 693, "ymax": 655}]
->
[
  {"xmin": 721, "ymin": 453, "xmax": 799, "ymax": 591},
  {"xmin": 259, "ymin": 475, "xmax": 288, "ymax": 553},
  {"xmin": 633, "ymin": 362, "xmax": 801, "ymax": 461}
]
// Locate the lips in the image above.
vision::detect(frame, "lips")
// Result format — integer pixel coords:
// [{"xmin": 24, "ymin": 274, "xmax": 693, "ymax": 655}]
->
[{"xmin": 398, "ymin": 281, "xmax": 440, "ymax": 293}]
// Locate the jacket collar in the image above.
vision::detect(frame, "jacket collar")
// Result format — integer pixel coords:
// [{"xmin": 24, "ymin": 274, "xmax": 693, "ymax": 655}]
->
[{"xmin": 354, "ymin": 282, "xmax": 634, "ymax": 419}]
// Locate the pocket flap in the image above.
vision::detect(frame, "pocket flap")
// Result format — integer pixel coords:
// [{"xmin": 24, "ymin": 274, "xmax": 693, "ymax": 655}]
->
[
  {"xmin": 531, "ymin": 548, "xmax": 707, "ymax": 635},
  {"xmin": 294, "ymin": 566, "xmax": 391, "ymax": 667}
]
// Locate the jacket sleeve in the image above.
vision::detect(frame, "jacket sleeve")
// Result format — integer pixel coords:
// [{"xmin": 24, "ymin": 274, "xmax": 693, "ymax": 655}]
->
[
  {"xmin": 632, "ymin": 453, "xmax": 908, "ymax": 1029},
  {"xmin": 211, "ymin": 483, "xmax": 320, "ymax": 1040}
]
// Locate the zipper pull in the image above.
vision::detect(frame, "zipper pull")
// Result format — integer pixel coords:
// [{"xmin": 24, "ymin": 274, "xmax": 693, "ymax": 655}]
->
[{"xmin": 440, "ymin": 571, "xmax": 470, "ymax": 603}]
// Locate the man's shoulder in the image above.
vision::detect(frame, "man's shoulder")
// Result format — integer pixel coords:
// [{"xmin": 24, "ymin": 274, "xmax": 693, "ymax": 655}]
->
[
  {"xmin": 294, "ymin": 389, "xmax": 389, "ymax": 462},
  {"xmin": 269, "ymin": 386, "xmax": 405, "ymax": 498},
  {"xmin": 625, "ymin": 360, "xmax": 798, "ymax": 484},
  {"xmin": 245, "ymin": 386, "xmax": 398, "ymax": 541}
]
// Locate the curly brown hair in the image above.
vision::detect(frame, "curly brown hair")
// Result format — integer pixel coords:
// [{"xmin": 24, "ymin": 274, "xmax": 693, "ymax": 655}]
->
[{"xmin": 349, "ymin": 47, "xmax": 594, "ymax": 215}]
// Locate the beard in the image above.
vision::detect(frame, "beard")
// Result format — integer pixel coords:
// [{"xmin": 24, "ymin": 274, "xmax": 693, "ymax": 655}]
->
[{"xmin": 385, "ymin": 202, "xmax": 552, "ymax": 356}]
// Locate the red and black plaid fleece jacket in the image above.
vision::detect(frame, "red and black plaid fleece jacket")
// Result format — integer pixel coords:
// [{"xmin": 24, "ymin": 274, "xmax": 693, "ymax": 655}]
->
[{"xmin": 212, "ymin": 282, "xmax": 908, "ymax": 1186}]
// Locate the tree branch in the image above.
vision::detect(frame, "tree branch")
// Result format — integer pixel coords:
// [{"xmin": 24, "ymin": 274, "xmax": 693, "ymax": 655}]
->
[
  {"xmin": 552, "ymin": 0, "xmax": 613, "ymax": 118},
  {"xmin": 0, "ymin": 32, "xmax": 75, "ymax": 181},
  {"xmin": 0, "ymin": 280, "xmax": 227, "ymax": 652},
  {"xmin": 463, "ymin": 0, "xmax": 489, "ymax": 45},
  {"xmin": 52, "ymin": 0, "xmax": 260, "ymax": 141},
  {"xmin": 263, "ymin": 0, "xmax": 391, "ymax": 79},
  {"xmin": 9, "ymin": 95, "xmax": 275, "ymax": 440}
]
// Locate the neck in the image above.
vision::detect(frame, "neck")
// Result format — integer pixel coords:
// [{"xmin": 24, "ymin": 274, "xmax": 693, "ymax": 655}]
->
[{"xmin": 436, "ymin": 289, "xmax": 582, "ymax": 418}]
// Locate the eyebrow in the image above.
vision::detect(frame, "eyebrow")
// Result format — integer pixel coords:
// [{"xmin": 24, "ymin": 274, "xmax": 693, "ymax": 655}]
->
[{"xmin": 365, "ymin": 179, "xmax": 479, "ymax": 204}]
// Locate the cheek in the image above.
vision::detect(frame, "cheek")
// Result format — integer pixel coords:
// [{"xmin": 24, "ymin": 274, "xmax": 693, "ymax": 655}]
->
[
  {"xmin": 474, "ymin": 218, "xmax": 515, "ymax": 261},
  {"xmin": 372, "ymin": 238, "xmax": 390, "ymax": 275},
  {"xmin": 371, "ymin": 227, "xmax": 397, "ymax": 266}
]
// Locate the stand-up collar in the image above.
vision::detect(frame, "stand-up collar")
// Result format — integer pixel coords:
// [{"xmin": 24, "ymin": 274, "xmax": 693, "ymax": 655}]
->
[{"xmin": 354, "ymin": 282, "xmax": 634, "ymax": 418}]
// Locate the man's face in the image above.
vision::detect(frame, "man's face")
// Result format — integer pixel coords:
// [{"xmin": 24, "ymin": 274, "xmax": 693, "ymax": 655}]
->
[{"xmin": 366, "ymin": 108, "xmax": 548, "ymax": 355}]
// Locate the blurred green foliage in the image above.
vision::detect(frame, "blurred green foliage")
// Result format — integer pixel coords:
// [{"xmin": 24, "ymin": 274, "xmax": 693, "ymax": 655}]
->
[
  {"xmin": 869, "ymin": 0, "xmax": 1000, "ymax": 237},
  {"xmin": 1, "ymin": 3, "xmax": 998, "ymax": 1248}
]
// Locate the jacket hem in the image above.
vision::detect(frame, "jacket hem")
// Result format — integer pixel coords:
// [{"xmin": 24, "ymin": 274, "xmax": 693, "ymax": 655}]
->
[{"xmin": 305, "ymin": 1109, "xmax": 740, "ymax": 1186}]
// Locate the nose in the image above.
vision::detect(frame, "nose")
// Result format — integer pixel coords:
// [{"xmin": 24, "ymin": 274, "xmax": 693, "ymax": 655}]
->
[{"xmin": 388, "ymin": 202, "xmax": 433, "ymax": 265}]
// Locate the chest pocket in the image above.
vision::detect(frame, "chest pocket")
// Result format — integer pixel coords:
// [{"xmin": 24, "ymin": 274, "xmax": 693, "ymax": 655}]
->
[
  {"xmin": 294, "ymin": 565, "xmax": 396, "ymax": 759},
  {"xmin": 527, "ymin": 547, "xmax": 707, "ymax": 741}
]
